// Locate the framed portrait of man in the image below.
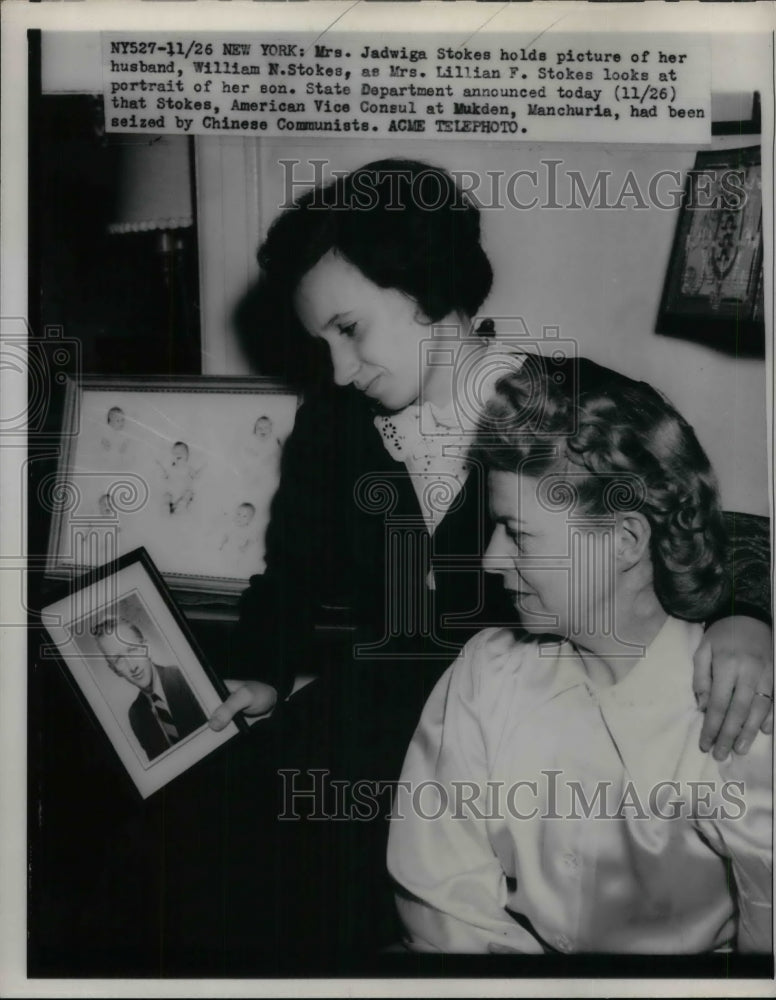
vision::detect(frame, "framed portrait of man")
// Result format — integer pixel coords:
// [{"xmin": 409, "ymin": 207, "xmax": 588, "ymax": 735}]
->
[{"xmin": 40, "ymin": 546, "xmax": 248, "ymax": 798}]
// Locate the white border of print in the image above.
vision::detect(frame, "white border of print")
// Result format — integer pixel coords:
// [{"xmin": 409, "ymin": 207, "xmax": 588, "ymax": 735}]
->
[{"xmin": 2, "ymin": 2, "xmax": 774, "ymax": 999}]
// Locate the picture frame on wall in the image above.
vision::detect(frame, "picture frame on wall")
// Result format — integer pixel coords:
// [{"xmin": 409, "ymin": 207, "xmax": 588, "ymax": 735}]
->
[
  {"xmin": 45, "ymin": 375, "xmax": 300, "ymax": 614},
  {"xmin": 39, "ymin": 547, "xmax": 248, "ymax": 799},
  {"xmin": 657, "ymin": 144, "xmax": 764, "ymax": 356}
]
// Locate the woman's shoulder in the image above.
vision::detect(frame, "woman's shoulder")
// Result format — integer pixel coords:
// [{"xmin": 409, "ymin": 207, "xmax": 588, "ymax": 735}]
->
[
  {"xmin": 465, "ymin": 625, "xmax": 525, "ymax": 659},
  {"xmin": 454, "ymin": 627, "xmax": 548, "ymax": 700},
  {"xmin": 443, "ymin": 629, "xmax": 570, "ymax": 744}
]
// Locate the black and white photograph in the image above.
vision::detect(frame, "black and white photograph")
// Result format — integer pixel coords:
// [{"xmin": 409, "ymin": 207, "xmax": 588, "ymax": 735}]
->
[
  {"xmin": 1, "ymin": 1, "xmax": 774, "ymax": 997},
  {"xmin": 46, "ymin": 376, "xmax": 298, "ymax": 593},
  {"xmin": 40, "ymin": 548, "xmax": 246, "ymax": 797}
]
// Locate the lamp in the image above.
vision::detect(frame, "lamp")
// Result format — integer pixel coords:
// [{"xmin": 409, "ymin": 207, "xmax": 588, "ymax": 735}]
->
[
  {"xmin": 108, "ymin": 133, "xmax": 193, "ymax": 235},
  {"xmin": 104, "ymin": 133, "xmax": 200, "ymax": 372},
  {"xmin": 107, "ymin": 133, "xmax": 194, "ymax": 285}
]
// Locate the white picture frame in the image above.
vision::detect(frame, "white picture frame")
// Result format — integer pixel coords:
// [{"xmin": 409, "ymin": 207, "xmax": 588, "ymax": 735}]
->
[{"xmin": 46, "ymin": 375, "xmax": 300, "ymax": 614}]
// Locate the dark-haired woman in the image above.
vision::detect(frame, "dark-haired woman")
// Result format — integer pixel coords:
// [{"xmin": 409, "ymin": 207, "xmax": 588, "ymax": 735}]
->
[
  {"xmin": 388, "ymin": 356, "xmax": 772, "ymax": 954},
  {"xmin": 212, "ymin": 158, "xmax": 772, "ymax": 770},
  {"xmin": 203, "ymin": 158, "xmax": 771, "ymax": 963}
]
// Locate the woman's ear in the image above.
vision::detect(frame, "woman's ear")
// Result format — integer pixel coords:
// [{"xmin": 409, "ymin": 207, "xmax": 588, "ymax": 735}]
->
[{"xmin": 616, "ymin": 511, "xmax": 651, "ymax": 570}]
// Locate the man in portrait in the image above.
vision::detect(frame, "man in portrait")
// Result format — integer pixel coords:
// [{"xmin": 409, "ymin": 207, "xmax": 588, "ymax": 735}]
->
[{"xmin": 92, "ymin": 617, "xmax": 207, "ymax": 761}]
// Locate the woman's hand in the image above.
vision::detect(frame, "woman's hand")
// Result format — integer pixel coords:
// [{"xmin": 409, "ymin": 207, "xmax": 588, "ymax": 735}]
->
[
  {"xmin": 693, "ymin": 616, "xmax": 773, "ymax": 760},
  {"xmin": 208, "ymin": 679, "xmax": 278, "ymax": 731}
]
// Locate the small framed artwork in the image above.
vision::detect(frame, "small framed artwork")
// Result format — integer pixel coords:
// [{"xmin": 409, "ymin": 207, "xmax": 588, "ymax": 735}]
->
[
  {"xmin": 710, "ymin": 90, "xmax": 761, "ymax": 136},
  {"xmin": 657, "ymin": 145, "xmax": 764, "ymax": 356},
  {"xmin": 45, "ymin": 375, "xmax": 300, "ymax": 616},
  {"xmin": 40, "ymin": 547, "xmax": 248, "ymax": 798}
]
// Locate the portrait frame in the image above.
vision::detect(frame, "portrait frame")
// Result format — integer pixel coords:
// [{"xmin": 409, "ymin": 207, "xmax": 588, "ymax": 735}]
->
[
  {"xmin": 45, "ymin": 374, "xmax": 301, "ymax": 616},
  {"xmin": 39, "ymin": 546, "xmax": 248, "ymax": 799},
  {"xmin": 656, "ymin": 144, "xmax": 764, "ymax": 356}
]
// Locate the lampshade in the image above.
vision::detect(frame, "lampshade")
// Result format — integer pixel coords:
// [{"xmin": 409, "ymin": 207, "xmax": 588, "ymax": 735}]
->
[{"xmin": 107, "ymin": 134, "xmax": 193, "ymax": 234}]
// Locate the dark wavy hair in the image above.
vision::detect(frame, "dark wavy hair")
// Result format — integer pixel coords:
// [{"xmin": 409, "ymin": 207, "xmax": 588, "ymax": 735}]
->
[
  {"xmin": 237, "ymin": 159, "xmax": 493, "ymax": 385},
  {"xmin": 473, "ymin": 354, "xmax": 729, "ymax": 621}
]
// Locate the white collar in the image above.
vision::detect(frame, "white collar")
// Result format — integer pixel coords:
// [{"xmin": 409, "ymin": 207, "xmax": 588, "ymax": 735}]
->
[{"xmin": 374, "ymin": 339, "xmax": 527, "ymax": 462}]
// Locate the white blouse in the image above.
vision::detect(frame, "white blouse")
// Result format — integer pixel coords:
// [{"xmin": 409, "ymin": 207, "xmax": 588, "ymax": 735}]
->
[{"xmin": 387, "ymin": 617, "xmax": 772, "ymax": 954}]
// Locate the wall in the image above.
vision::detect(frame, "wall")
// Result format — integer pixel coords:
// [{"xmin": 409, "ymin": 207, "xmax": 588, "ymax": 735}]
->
[
  {"xmin": 201, "ymin": 134, "xmax": 768, "ymax": 516},
  {"xmin": 39, "ymin": 29, "xmax": 772, "ymax": 515}
]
